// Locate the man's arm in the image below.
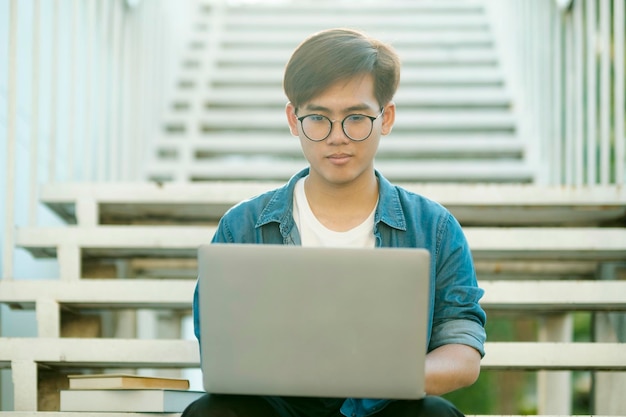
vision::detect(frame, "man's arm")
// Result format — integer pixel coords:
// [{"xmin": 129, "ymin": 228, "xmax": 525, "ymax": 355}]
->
[{"xmin": 424, "ymin": 343, "xmax": 481, "ymax": 395}]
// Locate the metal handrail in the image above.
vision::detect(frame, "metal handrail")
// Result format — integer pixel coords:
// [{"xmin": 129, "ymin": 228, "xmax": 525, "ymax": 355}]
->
[
  {"xmin": 487, "ymin": 0, "xmax": 625, "ymax": 186},
  {"xmin": 2, "ymin": 0, "xmax": 196, "ymax": 279}
]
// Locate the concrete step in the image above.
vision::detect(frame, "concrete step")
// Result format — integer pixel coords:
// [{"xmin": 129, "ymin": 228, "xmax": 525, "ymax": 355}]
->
[
  {"xmin": 3, "ymin": 279, "xmax": 626, "ymax": 313},
  {"xmin": 479, "ymin": 280, "xmax": 626, "ymax": 311},
  {"xmin": 146, "ymin": 159, "xmax": 532, "ymax": 183},
  {"xmin": 153, "ymin": 135, "xmax": 524, "ymax": 160},
  {"xmin": 1, "ymin": 338, "xmax": 624, "ymax": 372},
  {"xmin": 201, "ymin": 66, "xmax": 505, "ymax": 87},
  {"xmin": 39, "ymin": 183, "xmax": 626, "ymax": 226},
  {"xmin": 190, "ymin": 87, "xmax": 512, "ymax": 109},
  {"xmin": 2, "ymin": 338, "xmax": 623, "ymax": 413},
  {"xmin": 221, "ymin": 13, "xmax": 489, "ymax": 31},
  {"xmin": 481, "ymin": 342, "xmax": 626, "ymax": 370},
  {"xmin": 0, "ymin": 338, "xmax": 199, "ymax": 369},
  {"xmin": 185, "ymin": 110, "xmax": 516, "ymax": 133},
  {"xmin": 206, "ymin": 1, "xmax": 485, "ymax": 14},
  {"xmin": 14, "ymin": 227, "xmax": 626, "ymax": 261},
  {"xmin": 217, "ymin": 29, "xmax": 494, "ymax": 47},
  {"xmin": 212, "ymin": 48, "xmax": 498, "ymax": 66}
]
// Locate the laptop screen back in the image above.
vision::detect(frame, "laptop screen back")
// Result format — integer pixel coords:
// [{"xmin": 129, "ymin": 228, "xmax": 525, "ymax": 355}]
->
[{"xmin": 198, "ymin": 244, "xmax": 429, "ymax": 399}]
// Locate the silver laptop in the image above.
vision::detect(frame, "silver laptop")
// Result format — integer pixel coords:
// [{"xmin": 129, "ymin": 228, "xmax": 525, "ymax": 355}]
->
[{"xmin": 197, "ymin": 244, "xmax": 430, "ymax": 399}]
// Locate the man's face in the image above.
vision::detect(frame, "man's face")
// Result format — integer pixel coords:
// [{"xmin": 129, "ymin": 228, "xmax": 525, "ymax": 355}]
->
[{"xmin": 286, "ymin": 74, "xmax": 395, "ymax": 189}]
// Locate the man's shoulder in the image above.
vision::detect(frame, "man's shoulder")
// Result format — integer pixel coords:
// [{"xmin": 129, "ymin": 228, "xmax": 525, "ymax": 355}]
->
[
  {"xmin": 220, "ymin": 179, "xmax": 295, "ymax": 227},
  {"xmin": 377, "ymin": 171, "xmax": 449, "ymax": 214},
  {"xmin": 224, "ymin": 169, "xmax": 306, "ymax": 220},
  {"xmin": 224, "ymin": 185, "xmax": 285, "ymax": 217},
  {"xmin": 392, "ymin": 183, "xmax": 451, "ymax": 216}
]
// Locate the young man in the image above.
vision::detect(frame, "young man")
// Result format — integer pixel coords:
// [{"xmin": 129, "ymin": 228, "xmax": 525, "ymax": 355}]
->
[{"xmin": 184, "ymin": 28, "xmax": 486, "ymax": 417}]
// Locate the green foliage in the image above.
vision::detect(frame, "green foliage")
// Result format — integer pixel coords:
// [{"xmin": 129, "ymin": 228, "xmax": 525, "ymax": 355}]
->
[{"xmin": 446, "ymin": 312, "xmax": 595, "ymax": 414}]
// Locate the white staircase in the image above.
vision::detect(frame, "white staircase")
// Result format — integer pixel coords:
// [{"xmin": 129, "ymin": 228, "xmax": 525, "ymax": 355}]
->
[
  {"xmin": 1, "ymin": 1, "xmax": 626, "ymax": 416},
  {"xmin": 1, "ymin": 181, "xmax": 625, "ymax": 414},
  {"xmin": 147, "ymin": 0, "xmax": 531, "ymax": 183}
]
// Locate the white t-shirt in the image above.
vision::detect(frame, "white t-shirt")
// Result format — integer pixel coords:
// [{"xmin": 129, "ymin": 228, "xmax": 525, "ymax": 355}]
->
[{"xmin": 292, "ymin": 177, "xmax": 376, "ymax": 248}]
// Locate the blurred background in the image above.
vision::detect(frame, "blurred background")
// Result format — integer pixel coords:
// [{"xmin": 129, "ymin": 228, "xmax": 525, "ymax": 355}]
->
[{"xmin": 1, "ymin": 0, "xmax": 625, "ymax": 414}]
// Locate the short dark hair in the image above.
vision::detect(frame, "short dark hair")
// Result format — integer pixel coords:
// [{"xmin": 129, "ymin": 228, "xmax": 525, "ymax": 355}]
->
[{"xmin": 283, "ymin": 28, "xmax": 401, "ymax": 109}]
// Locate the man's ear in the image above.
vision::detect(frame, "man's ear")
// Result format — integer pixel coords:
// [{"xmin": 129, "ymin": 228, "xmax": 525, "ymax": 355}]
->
[
  {"xmin": 285, "ymin": 102, "xmax": 299, "ymax": 136},
  {"xmin": 381, "ymin": 102, "xmax": 396, "ymax": 136}
]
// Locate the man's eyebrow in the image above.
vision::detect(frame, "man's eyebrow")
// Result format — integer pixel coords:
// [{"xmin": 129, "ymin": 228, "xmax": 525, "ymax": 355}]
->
[
  {"xmin": 303, "ymin": 104, "xmax": 374, "ymax": 113},
  {"xmin": 302, "ymin": 104, "xmax": 331, "ymax": 113}
]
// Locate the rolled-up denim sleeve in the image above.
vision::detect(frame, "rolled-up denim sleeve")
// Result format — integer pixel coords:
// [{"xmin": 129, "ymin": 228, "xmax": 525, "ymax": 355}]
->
[
  {"xmin": 430, "ymin": 213, "xmax": 487, "ymax": 357},
  {"xmin": 430, "ymin": 319, "xmax": 486, "ymax": 357}
]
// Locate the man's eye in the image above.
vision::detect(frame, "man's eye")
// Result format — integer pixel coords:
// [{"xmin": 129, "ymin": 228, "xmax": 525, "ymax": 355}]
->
[
  {"xmin": 346, "ymin": 114, "xmax": 366, "ymax": 122},
  {"xmin": 307, "ymin": 115, "xmax": 326, "ymax": 122}
]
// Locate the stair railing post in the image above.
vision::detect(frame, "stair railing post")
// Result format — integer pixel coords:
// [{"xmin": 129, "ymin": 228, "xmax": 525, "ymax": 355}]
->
[
  {"xmin": 3, "ymin": 0, "xmax": 19, "ymax": 281},
  {"xmin": 28, "ymin": 0, "xmax": 41, "ymax": 228},
  {"xmin": 537, "ymin": 313, "xmax": 573, "ymax": 415},
  {"xmin": 614, "ymin": 0, "xmax": 625, "ymax": 185},
  {"xmin": 586, "ymin": 0, "xmax": 598, "ymax": 186},
  {"xmin": 599, "ymin": 0, "xmax": 611, "ymax": 185},
  {"xmin": 593, "ymin": 262, "xmax": 626, "ymax": 414}
]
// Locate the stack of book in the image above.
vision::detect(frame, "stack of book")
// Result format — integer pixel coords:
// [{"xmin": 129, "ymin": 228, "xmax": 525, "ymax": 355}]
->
[{"xmin": 59, "ymin": 374, "xmax": 205, "ymax": 412}]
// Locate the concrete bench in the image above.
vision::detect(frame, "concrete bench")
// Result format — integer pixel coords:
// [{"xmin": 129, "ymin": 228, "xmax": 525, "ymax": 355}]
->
[
  {"xmin": 196, "ymin": 87, "xmax": 513, "ymax": 108},
  {"xmin": 6, "ymin": 338, "xmax": 622, "ymax": 373},
  {"xmin": 203, "ymin": 66, "xmax": 505, "ymax": 86},
  {"xmin": 152, "ymin": 134, "xmax": 524, "ymax": 161},
  {"xmin": 38, "ymin": 183, "xmax": 626, "ymax": 226},
  {"xmin": 13, "ymin": 226, "xmax": 626, "ymax": 280},
  {"xmin": 148, "ymin": 159, "xmax": 536, "ymax": 183},
  {"xmin": 2, "ymin": 279, "xmax": 626, "ymax": 338},
  {"xmin": 2, "ymin": 279, "xmax": 626, "ymax": 312},
  {"xmin": 1, "ymin": 337, "xmax": 624, "ymax": 412}
]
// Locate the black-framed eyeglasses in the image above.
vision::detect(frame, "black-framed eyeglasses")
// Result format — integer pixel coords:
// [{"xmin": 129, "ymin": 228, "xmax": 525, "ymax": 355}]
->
[{"xmin": 296, "ymin": 108, "xmax": 385, "ymax": 142}]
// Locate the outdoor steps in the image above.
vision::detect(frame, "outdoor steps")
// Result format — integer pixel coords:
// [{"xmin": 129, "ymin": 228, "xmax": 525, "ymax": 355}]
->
[
  {"xmin": 4, "ymin": 279, "xmax": 626, "ymax": 314},
  {"xmin": 144, "ymin": 160, "xmax": 534, "ymax": 183},
  {"xmin": 3, "ymin": 185, "xmax": 625, "ymax": 411},
  {"xmin": 1, "ymin": 338, "xmax": 624, "ymax": 372},
  {"xmin": 152, "ymin": 0, "xmax": 528, "ymax": 183},
  {"xmin": 15, "ymin": 182, "xmax": 625, "ymax": 281},
  {"xmin": 197, "ymin": 67, "xmax": 506, "ymax": 87},
  {"xmin": 39, "ymin": 182, "xmax": 626, "ymax": 226},
  {"xmin": 1, "ymin": 337, "xmax": 625, "ymax": 411},
  {"xmin": 1, "ymin": 0, "xmax": 622, "ymax": 414},
  {"xmin": 156, "ymin": 134, "xmax": 524, "ymax": 160},
  {"xmin": 15, "ymin": 182, "xmax": 626, "ymax": 274},
  {"xmin": 13, "ymin": 226, "xmax": 626, "ymax": 262}
]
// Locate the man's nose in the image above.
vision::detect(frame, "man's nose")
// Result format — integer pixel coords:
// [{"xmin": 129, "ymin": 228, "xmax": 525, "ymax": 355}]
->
[{"xmin": 326, "ymin": 120, "xmax": 349, "ymax": 144}]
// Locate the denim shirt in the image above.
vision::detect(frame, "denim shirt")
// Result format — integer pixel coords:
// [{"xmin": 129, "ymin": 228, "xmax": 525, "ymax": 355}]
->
[{"xmin": 193, "ymin": 168, "xmax": 486, "ymax": 417}]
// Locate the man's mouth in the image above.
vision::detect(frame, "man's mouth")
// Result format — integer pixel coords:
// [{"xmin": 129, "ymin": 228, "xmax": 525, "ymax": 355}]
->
[{"xmin": 327, "ymin": 153, "xmax": 352, "ymax": 164}]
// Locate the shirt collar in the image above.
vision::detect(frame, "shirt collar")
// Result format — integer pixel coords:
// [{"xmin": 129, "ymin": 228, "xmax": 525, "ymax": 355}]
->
[{"xmin": 256, "ymin": 167, "xmax": 407, "ymax": 232}]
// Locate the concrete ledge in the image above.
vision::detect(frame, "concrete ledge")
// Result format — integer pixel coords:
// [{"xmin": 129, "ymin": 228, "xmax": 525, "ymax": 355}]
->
[
  {"xmin": 3, "ymin": 280, "xmax": 626, "ymax": 312},
  {"xmin": 15, "ymin": 227, "xmax": 626, "ymax": 261},
  {"xmin": 1, "ymin": 339, "xmax": 624, "ymax": 371},
  {"xmin": 39, "ymin": 183, "xmax": 626, "ymax": 226},
  {"xmin": 0, "ymin": 338, "xmax": 200, "ymax": 369}
]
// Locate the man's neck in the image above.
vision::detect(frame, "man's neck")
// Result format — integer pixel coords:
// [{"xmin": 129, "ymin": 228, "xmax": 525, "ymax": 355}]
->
[{"xmin": 303, "ymin": 173, "xmax": 379, "ymax": 232}]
